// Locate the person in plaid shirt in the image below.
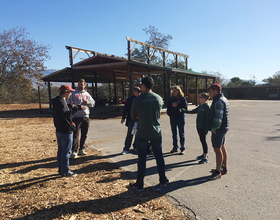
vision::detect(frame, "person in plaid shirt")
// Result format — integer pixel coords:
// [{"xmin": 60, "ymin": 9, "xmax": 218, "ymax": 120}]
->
[{"xmin": 208, "ymin": 84, "xmax": 229, "ymax": 180}]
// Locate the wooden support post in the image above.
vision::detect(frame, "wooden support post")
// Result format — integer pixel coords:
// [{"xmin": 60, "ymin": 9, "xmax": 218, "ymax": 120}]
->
[
  {"xmin": 69, "ymin": 47, "xmax": 73, "ymax": 67},
  {"xmin": 147, "ymin": 47, "xmax": 150, "ymax": 65},
  {"xmin": 127, "ymin": 40, "xmax": 131, "ymax": 60},
  {"xmin": 94, "ymin": 72, "xmax": 98, "ymax": 105},
  {"xmin": 116, "ymin": 83, "xmax": 119, "ymax": 106},
  {"xmin": 163, "ymin": 73, "xmax": 166, "ymax": 105},
  {"xmin": 205, "ymin": 77, "xmax": 208, "ymax": 90},
  {"xmin": 38, "ymin": 85, "xmax": 41, "ymax": 110},
  {"xmin": 109, "ymin": 82, "xmax": 112, "ymax": 102},
  {"xmin": 183, "ymin": 76, "xmax": 186, "ymax": 96},
  {"xmin": 113, "ymin": 72, "xmax": 117, "ymax": 105},
  {"xmin": 163, "ymin": 52, "xmax": 167, "ymax": 104},
  {"xmin": 127, "ymin": 40, "xmax": 133, "ymax": 96},
  {"xmin": 176, "ymin": 55, "xmax": 178, "ymax": 84},
  {"xmin": 48, "ymin": 81, "xmax": 52, "ymax": 109},
  {"xmin": 71, "ymin": 69, "xmax": 75, "ymax": 88},
  {"xmin": 128, "ymin": 65, "xmax": 133, "ymax": 96},
  {"xmin": 185, "ymin": 76, "xmax": 189, "ymax": 97},
  {"xmin": 195, "ymin": 77, "xmax": 198, "ymax": 106},
  {"xmin": 166, "ymin": 71, "xmax": 171, "ymax": 105},
  {"xmin": 147, "ymin": 47, "xmax": 150, "ymax": 76},
  {"xmin": 185, "ymin": 57, "xmax": 188, "ymax": 70},
  {"xmin": 122, "ymin": 82, "xmax": 125, "ymax": 100},
  {"xmin": 91, "ymin": 82, "xmax": 94, "ymax": 97}
]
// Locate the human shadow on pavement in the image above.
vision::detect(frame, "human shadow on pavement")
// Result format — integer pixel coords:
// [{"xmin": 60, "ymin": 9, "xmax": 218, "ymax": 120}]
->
[
  {"xmin": 265, "ymin": 136, "xmax": 280, "ymax": 141},
  {"xmin": 101, "ymin": 152, "xmax": 199, "ymax": 180},
  {"xmin": 103, "ymin": 152, "xmax": 190, "ymax": 168},
  {"xmin": 132, "ymin": 159, "xmax": 199, "ymax": 180},
  {"xmin": 158, "ymin": 176, "xmax": 210, "ymax": 194}
]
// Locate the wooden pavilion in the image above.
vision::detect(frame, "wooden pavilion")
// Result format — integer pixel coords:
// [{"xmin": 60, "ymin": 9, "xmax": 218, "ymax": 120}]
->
[{"xmin": 42, "ymin": 37, "xmax": 216, "ymax": 108}]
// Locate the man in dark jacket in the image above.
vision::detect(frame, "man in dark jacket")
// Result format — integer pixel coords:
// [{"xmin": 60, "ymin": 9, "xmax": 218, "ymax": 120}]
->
[
  {"xmin": 121, "ymin": 87, "xmax": 141, "ymax": 154},
  {"xmin": 52, "ymin": 85, "xmax": 86, "ymax": 177},
  {"xmin": 208, "ymin": 84, "xmax": 229, "ymax": 180}
]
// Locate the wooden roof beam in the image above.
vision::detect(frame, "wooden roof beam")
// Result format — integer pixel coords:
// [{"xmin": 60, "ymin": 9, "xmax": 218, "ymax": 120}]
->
[
  {"xmin": 72, "ymin": 62, "xmax": 127, "ymax": 70},
  {"xmin": 126, "ymin": 37, "xmax": 189, "ymax": 58}
]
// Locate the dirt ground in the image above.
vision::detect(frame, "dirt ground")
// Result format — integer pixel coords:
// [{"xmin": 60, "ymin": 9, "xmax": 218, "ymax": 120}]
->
[{"xmin": 0, "ymin": 104, "xmax": 192, "ymax": 220}]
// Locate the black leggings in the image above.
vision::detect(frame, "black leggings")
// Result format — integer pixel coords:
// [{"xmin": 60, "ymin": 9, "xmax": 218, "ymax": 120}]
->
[{"xmin": 197, "ymin": 127, "xmax": 208, "ymax": 154}]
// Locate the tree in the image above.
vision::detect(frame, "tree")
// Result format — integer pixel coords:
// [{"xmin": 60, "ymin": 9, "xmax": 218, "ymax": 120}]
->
[
  {"xmin": 225, "ymin": 76, "xmax": 256, "ymax": 88},
  {"xmin": 231, "ymin": 77, "xmax": 243, "ymax": 85},
  {"xmin": 131, "ymin": 25, "xmax": 172, "ymax": 65},
  {"xmin": 128, "ymin": 26, "xmax": 174, "ymax": 97},
  {"xmin": 262, "ymin": 71, "xmax": 280, "ymax": 86},
  {"xmin": 0, "ymin": 27, "xmax": 50, "ymax": 103}
]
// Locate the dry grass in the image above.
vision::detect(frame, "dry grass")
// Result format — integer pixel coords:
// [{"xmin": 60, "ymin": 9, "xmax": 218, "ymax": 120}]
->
[{"xmin": 0, "ymin": 104, "xmax": 191, "ymax": 220}]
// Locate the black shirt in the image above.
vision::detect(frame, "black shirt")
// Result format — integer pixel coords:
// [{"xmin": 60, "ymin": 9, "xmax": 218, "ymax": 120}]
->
[{"xmin": 52, "ymin": 96, "xmax": 79, "ymax": 134}]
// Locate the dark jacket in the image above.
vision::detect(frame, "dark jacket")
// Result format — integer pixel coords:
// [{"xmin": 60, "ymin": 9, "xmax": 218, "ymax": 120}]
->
[
  {"xmin": 167, "ymin": 96, "xmax": 188, "ymax": 119},
  {"xmin": 52, "ymin": 96, "xmax": 79, "ymax": 134},
  {"xmin": 184, "ymin": 103, "xmax": 210, "ymax": 134},
  {"xmin": 208, "ymin": 93, "xmax": 229, "ymax": 132},
  {"xmin": 122, "ymin": 95, "xmax": 136, "ymax": 126}
]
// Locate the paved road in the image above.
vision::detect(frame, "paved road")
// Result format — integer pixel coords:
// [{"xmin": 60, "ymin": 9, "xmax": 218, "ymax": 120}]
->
[{"xmin": 86, "ymin": 100, "xmax": 280, "ymax": 220}]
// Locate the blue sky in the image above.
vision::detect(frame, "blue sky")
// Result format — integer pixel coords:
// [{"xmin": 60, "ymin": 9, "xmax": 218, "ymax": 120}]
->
[{"xmin": 1, "ymin": 0, "xmax": 279, "ymax": 82}]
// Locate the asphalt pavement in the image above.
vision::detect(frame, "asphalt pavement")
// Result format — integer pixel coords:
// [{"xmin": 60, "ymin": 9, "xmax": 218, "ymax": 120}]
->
[{"xmin": 86, "ymin": 100, "xmax": 280, "ymax": 220}]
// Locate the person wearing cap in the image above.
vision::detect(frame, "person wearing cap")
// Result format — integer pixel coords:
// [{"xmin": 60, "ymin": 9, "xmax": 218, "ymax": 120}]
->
[
  {"xmin": 52, "ymin": 85, "xmax": 87, "ymax": 177},
  {"xmin": 167, "ymin": 85, "xmax": 188, "ymax": 155},
  {"xmin": 120, "ymin": 86, "xmax": 141, "ymax": 154},
  {"xmin": 67, "ymin": 79, "xmax": 95, "ymax": 159},
  {"xmin": 208, "ymin": 84, "xmax": 229, "ymax": 180}
]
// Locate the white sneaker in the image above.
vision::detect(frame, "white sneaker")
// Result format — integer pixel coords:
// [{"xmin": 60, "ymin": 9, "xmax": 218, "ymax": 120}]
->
[
  {"xmin": 121, "ymin": 150, "xmax": 129, "ymax": 155},
  {"xmin": 70, "ymin": 152, "xmax": 78, "ymax": 159},
  {"xmin": 78, "ymin": 149, "xmax": 87, "ymax": 156},
  {"xmin": 63, "ymin": 171, "xmax": 77, "ymax": 177}
]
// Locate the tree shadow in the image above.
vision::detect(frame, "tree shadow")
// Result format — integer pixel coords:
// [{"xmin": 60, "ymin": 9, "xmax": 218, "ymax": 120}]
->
[
  {"xmin": 0, "ymin": 107, "xmax": 123, "ymax": 119},
  {"xmin": 0, "ymin": 157, "xmax": 57, "ymax": 170},
  {"xmin": 0, "ymin": 174, "xmax": 60, "ymax": 192},
  {"xmin": 0, "ymin": 108, "xmax": 53, "ymax": 119}
]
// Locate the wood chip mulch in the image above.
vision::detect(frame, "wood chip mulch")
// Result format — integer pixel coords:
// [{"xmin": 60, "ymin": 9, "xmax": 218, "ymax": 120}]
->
[{"xmin": 0, "ymin": 104, "xmax": 191, "ymax": 220}]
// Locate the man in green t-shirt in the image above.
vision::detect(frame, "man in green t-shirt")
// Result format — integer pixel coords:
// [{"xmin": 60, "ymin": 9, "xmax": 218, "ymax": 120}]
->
[{"xmin": 130, "ymin": 76, "xmax": 169, "ymax": 192}]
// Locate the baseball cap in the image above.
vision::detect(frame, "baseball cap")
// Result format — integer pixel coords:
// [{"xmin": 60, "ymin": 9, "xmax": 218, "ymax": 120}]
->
[
  {"xmin": 133, "ymin": 87, "xmax": 141, "ymax": 92},
  {"xmin": 59, "ymin": 84, "xmax": 75, "ymax": 92},
  {"xmin": 209, "ymin": 84, "xmax": 221, "ymax": 92}
]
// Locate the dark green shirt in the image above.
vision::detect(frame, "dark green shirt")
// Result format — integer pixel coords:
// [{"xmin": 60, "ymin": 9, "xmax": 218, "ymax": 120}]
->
[
  {"xmin": 131, "ymin": 92, "xmax": 162, "ymax": 140},
  {"xmin": 183, "ymin": 103, "xmax": 210, "ymax": 130}
]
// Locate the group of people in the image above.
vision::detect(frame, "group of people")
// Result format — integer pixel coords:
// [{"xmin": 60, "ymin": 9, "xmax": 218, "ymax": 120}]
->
[
  {"xmin": 121, "ymin": 78, "xmax": 229, "ymax": 188},
  {"xmin": 52, "ymin": 76, "xmax": 229, "ymax": 189}
]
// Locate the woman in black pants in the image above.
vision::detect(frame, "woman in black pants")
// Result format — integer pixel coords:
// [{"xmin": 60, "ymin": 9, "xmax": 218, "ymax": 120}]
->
[{"xmin": 182, "ymin": 92, "xmax": 210, "ymax": 164}]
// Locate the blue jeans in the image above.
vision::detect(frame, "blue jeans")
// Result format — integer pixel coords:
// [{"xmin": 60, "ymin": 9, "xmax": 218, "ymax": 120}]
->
[
  {"xmin": 135, "ymin": 135, "xmax": 168, "ymax": 188},
  {"xmin": 123, "ymin": 121, "xmax": 137, "ymax": 151},
  {"xmin": 170, "ymin": 117, "xmax": 185, "ymax": 151},
  {"xmin": 56, "ymin": 132, "xmax": 73, "ymax": 176}
]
